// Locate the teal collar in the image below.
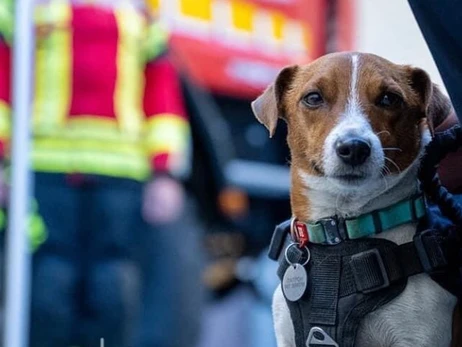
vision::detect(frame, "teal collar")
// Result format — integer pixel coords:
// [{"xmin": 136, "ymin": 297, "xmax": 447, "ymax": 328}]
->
[{"xmin": 296, "ymin": 195, "xmax": 426, "ymax": 245}]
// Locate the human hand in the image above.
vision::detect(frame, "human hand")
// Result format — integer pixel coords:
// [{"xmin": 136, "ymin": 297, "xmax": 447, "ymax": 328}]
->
[{"xmin": 142, "ymin": 175, "xmax": 185, "ymax": 225}]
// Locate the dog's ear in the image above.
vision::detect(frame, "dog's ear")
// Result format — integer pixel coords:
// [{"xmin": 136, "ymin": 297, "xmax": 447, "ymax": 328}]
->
[
  {"xmin": 408, "ymin": 67, "xmax": 453, "ymax": 135},
  {"xmin": 427, "ymin": 85, "xmax": 453, "ymax": 134},
  {"xmin": 409, "ymin": 67, "xmax": 432, "ymax": 108},
  {"xmin": 251, "ymin": 65, "xmax": 297, "ymax": 137}
]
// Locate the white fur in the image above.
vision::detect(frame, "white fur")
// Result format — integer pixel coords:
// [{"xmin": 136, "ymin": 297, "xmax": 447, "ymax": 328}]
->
[
  {"xmin": 274, "ymin": 265, "xmax": 455, "ymax": 347},
  {"xmin": 321, "ymin": 54, "xmax": 386, "ymax": 208},
  {"xmin": 347, "ymin": 54, "xmax": 361, "ymax": 116},
  {"xmin": 275, "ymin": 164, "xmax": 456, "ymax": 347},
  {"xmin": 301, "ymin": 129, "xmax": 429, "ymax": 221},
  {"xmin": 274, "ymin": 54, "xmax": 456, "ymax": 347}
]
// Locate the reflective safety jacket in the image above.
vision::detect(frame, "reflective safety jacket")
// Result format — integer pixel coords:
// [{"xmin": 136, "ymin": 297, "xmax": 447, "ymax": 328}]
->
[{"xmin": 0, "ymin": 0, "xmax": 190, "ymax": 181}]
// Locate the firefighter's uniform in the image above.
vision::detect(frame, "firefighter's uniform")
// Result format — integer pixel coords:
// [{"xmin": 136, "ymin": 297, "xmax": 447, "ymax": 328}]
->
[{"xmin": 0, "ymin": 0, "xmax": 190, "ymax": 346}]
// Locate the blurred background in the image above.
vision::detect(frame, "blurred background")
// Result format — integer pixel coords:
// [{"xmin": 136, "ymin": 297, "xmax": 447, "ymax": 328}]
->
[{"xmin": 0, "ymin": 0, "xmax": 446, "ymax": 346}]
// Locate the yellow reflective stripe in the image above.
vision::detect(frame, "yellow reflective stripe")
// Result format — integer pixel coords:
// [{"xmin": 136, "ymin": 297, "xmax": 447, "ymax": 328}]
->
[
  {"xmin": 0, "ymin": 207, "xmax": 48, "ymax": 252},
  {"xmin": 29, "ymin": 213, "xmax": 47, "ymax": 252},
  {"xmin": 0, "ymin": 100, "xmax": 10, "ymax": 139},
  {"xmin": 145, "ymin": 115, "xmax": 190, "ymax": 154},
  {"xmin": 34, "ymin": 129, "xmax": 131, "ymax": 142},
  {"xmin": 65, "ymin": 117, "xmax": 138, "ymax": 141},
  {"xmin": 66, "ymin": 116, "xmax": 119, "ymax": 129},
  {"xmin": 114, "ymin": 6, "xmax": 145, "ymax": 137},
  {"xmin": 34, "ymin": 136, "xmax": 146, "ymax": 156},
  {"xmin": 33, "ymin": 116, "xmax": 142, "ymax": 142},
  {"xmin": 33, "ymin": 151, "xmax": 150, "ymax": 180},
  {"xmin": 33, "ymin": 1, "xmax": 72, "ymax": 131},
  {"xmin": 0, "ymin": 0, "xmax": 13, "ymax": 42},
  {"xmin": 33, "ymin": 143, "xmax": 150, "ymax": 181},
  {"xmin": 144, "ymin": 21, "xmax": 169, "ymax": 61}
]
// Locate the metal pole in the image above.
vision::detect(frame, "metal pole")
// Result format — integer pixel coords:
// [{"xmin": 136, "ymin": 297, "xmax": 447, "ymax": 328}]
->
[{"xmin": 3, "ymin": 0, "xmax": 35, "ymax": 346}]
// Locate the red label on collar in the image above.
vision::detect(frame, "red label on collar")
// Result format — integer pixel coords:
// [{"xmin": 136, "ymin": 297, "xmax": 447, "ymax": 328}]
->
[{"xmin": 293, "ymin": 221, "xmax": 309, "ymax": 247}]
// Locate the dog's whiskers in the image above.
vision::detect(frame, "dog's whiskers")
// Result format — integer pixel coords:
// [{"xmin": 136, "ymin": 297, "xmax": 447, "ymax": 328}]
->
[
  {"xmin": 381, "ymin": 165, "xmax": 391, "ymax": 176},
  {"xmin": 384, "ymin": 157, "xmax": 401, "ymax": 173},
  {"xmin": 379, "ymin": 170, "xmax": 389, "ymax": 195},
  {"xmin": 376, "ymin": 130, "xmax": 391, "ymax": 137},
  {"xmin": 335, "ymin": 193, "xmax": 342, "ymax": 213},
  {"xmin": 382, "ymin": 147, "xmax": 402, "ymax": 152}
]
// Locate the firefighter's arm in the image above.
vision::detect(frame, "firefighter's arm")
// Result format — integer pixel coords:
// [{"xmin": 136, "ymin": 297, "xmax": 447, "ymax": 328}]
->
[
  {"xmin": 142, "ymin": 23, "xmax": 190, "ymax": 224},
  {"xmin": 142, "ymin": 56, "xmax": 190, "ymax": 224},
  {"xmin": 143, "ymin": 56, "xmax": 190, "ymax": 178},
  {"xmin": 143, "ymin": 19, "xmax": 190, "ymax": 177}
]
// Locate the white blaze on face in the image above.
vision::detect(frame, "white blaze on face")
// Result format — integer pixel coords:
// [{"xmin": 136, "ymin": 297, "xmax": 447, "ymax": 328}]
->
[
  {"xmin": 321, "ymin": 54, "xmax": 385, "ymax": 183},
  {"xmin": 341, "ymin": 54, "xmax": 371, "ymax": 137},
  {"xmin": 298, "ymin": 54, "xmax": 430, "ymax": 218},
  {"xmin": 347, "ymin": 54, "xmax": 361, "ymax": 116}
]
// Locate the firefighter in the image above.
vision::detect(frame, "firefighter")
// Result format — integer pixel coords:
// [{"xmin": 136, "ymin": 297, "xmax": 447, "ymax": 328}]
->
[{"xmin": 0, "ymin": 0, "xmax": 194, "ymax": 346}]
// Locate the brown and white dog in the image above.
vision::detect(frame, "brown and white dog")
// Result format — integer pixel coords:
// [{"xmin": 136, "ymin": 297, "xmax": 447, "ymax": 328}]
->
[{"xmin": 251, "ymin": 52, "xmax": 458, "ymax": 347}]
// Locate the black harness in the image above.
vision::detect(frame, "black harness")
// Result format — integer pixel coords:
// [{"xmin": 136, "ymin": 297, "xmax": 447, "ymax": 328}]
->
[
  {"xmin": 269, "ymin": 219, "xmax": 458, "ymax": 347},
  {"xmin": 268, "ymin": 126, "xmax": 462, "ymax": 347}
]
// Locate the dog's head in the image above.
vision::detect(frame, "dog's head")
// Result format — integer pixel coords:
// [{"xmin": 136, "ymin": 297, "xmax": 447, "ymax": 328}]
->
[{"xmin": 252, "ymin": 52, "xmax": 451, "ymax": 218}]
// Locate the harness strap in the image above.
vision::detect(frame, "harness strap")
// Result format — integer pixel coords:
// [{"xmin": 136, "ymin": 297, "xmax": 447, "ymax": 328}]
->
[
  {"xmin": 272, "ymin": 220, "xmax": 454, "ymax": 347},
  {"xmin": 342, "ymin": 242, "xmax": 423, "ymax": 295},
  {"xmin": 272, "ymin": 221, "xmax": 450, "ymax": 279}
]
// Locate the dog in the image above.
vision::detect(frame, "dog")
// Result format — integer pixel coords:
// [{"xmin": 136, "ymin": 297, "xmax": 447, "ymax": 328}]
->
[{"xmin": 251, "ymin": 52, "xmax": 458, "ymax": 347}]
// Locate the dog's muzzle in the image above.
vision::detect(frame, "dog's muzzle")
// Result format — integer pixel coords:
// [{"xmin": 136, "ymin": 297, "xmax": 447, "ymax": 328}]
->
[{"xmin": 335, "ymin": 136, "xmax": 371, "ymax": 166}]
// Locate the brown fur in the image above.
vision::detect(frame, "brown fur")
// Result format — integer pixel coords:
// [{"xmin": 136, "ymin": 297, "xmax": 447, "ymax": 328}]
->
[
  {"xmin": 251, "ymin": 52, "xmax": 448, "ymax": 222},
  {"xmin": 253, "ymin": 51, "xmax": 458, "ymax": 347}
]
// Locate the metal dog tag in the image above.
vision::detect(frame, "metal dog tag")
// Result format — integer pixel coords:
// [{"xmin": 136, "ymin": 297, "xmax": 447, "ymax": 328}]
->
[
  {"xmin": 282, "ymin": 263, "xmax": 307, "ymax": 302},
  {"xmin": 306, "ymin": 327, "xmax": 338, "ymax": 347}
]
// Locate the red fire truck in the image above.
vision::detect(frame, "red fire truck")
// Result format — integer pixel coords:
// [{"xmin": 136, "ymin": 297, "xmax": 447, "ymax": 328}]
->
[
  {"xmin": 149, "ymin": 0, "xmax": 353, "ymax": 98},
  {"xmin": 149, "ymin": 0, "xmax": 355, "ymax": 288}
]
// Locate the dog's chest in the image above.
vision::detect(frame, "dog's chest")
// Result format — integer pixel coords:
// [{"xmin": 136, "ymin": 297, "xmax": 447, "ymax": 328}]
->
[
  {"xmin": 359, "ymin": 224, "xmax": 458, "ymax": 346},
  {"xmin": 356, "ymin": 273, "xmax": 456, "ymax": 347},
  {"xmin": 273, "ymin": 223, "xmax": 457, "ymax": 347}
]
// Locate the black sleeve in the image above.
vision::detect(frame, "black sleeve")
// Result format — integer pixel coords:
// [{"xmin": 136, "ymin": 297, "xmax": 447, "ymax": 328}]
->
[{"xmin": 408, "ymin": 0, "xmax": 462, "ymax": 122}]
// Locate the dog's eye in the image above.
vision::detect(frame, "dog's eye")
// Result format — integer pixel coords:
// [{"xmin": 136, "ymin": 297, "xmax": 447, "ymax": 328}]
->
[
  {"xmin": 377, "ymin": 92, "xmax": 403, "ymax": 108},
  {"xmin": 303, "ymin": 92, "xmax": 324, "ymax": 107}
]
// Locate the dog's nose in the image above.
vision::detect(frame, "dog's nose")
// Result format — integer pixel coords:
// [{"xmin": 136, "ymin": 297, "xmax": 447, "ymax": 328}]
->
[{"xmin": 335, "ymin": 137, "xmax": 371, "ymax": 166}]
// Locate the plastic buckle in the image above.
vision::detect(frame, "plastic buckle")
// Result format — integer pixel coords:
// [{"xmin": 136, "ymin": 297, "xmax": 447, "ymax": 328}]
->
[
  {"xmin": 351, "ymin": 248, "xmax": 390, "ymax": 294},
  {"xmin": 413, "ymin": 229, "xmax": 447, "ymax": 273},
  {"xmin": 268, "ymin": 220, "xmax": 291, "ymax": 261},
  {"xmin": 318, "ymin": 217, "xmax": 344, "ymax": 245}
]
